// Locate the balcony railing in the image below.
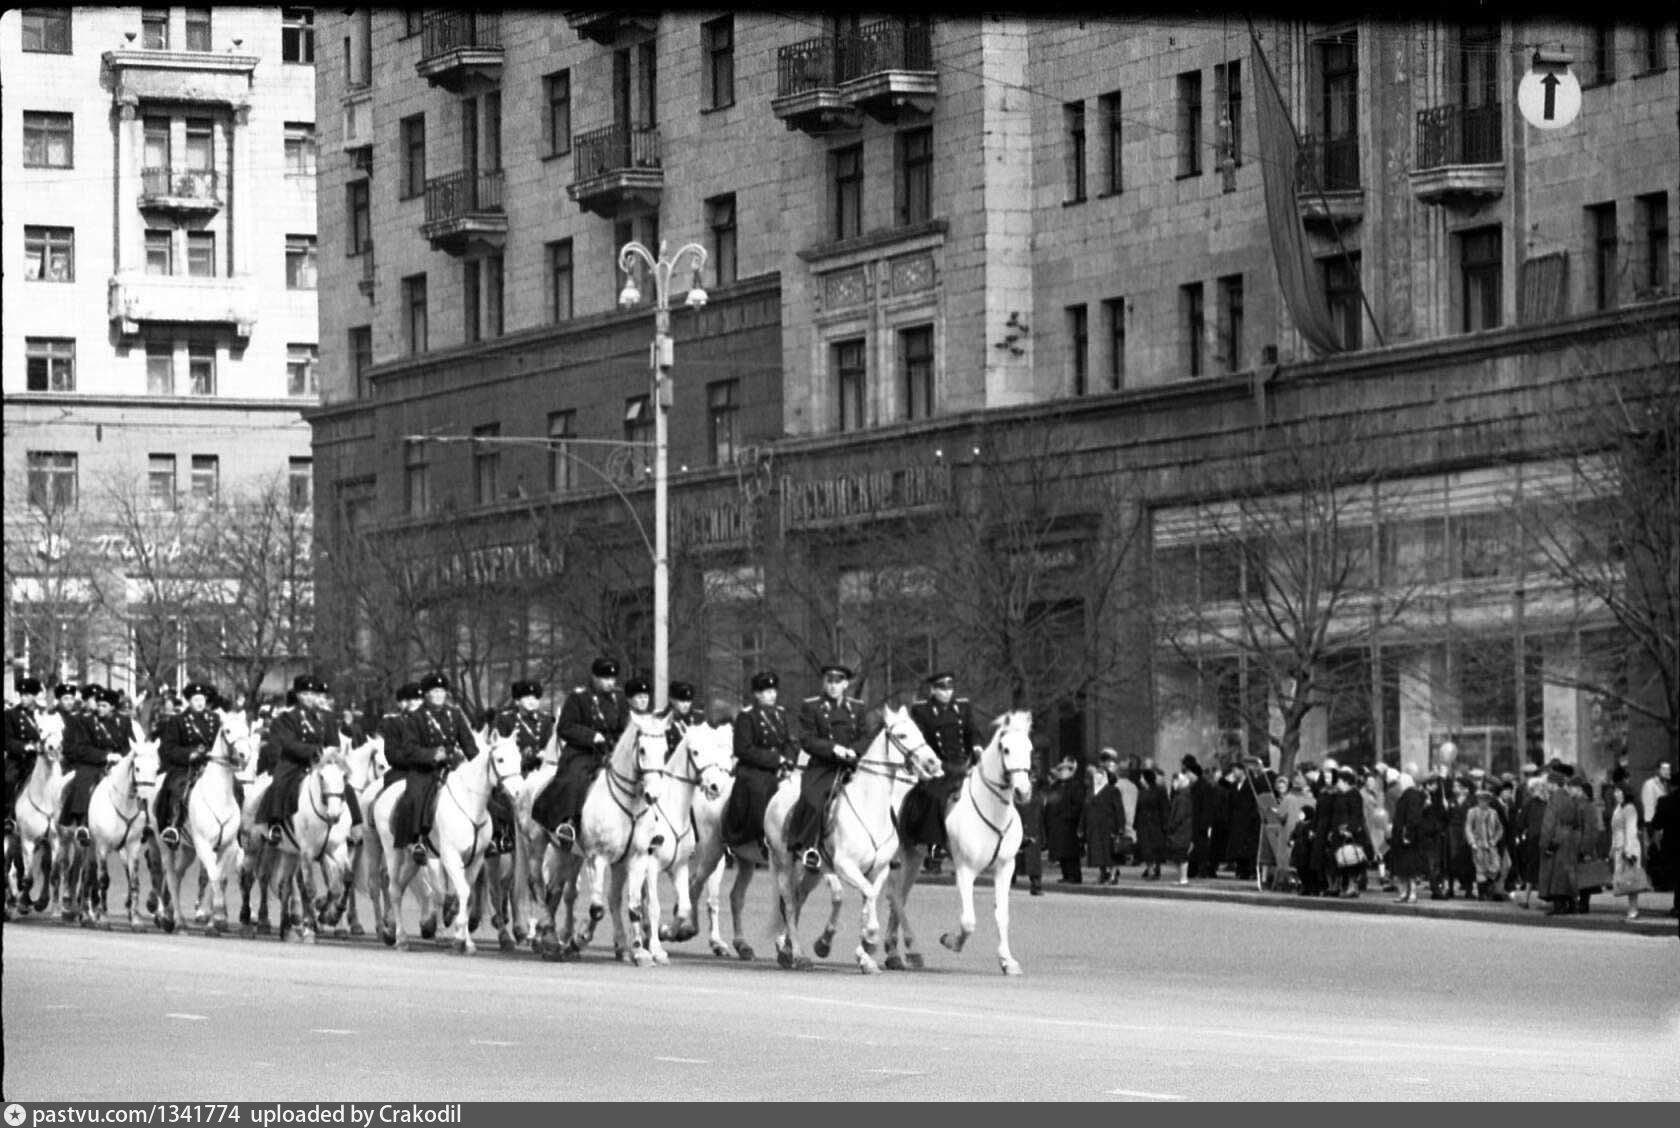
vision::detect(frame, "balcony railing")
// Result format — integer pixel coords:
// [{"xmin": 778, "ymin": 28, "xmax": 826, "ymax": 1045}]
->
[
  {"xmin": 573, "ymin": 124, "xmax": 661, "ymax": 181},
  {"xmin": 1296, "ymin": 133, "xmax": 1360, "ymax": 191},
  {"xmin": 778, "ymin": 35, "xmax": 842, "ymax": 96},
  {"xmin": 839, "ymin": 19, "xmax": 933, "ymax": 81},
  {"xmin": 421, "ymin": 12, "xmax": 501, "ymax": 60},
  {"xmin": 1415, "ymin": 103, "xmax": 1501, "ymax": 170},
  {"xmin": 140, "ymin": 167, "xmax": 220, "ymax": 201},
  {"xmin": 424, "ymin": 169, "xmax": 504, "ymax": 223}
]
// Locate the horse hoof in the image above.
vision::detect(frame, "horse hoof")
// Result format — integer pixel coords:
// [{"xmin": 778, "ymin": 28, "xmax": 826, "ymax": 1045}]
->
[
  {"xmin": 657, "ymin": 922, "xmax": 674, "ymax": 942},
  {"xmin": 299, "ymin": 930, "xmax": 316, "ymax": 945},
  {"xmin": 632, "ymin": 948, "xmax": 653, "ymax": 968},
  {"xmin": 256, "ymin": 922, "xmax": 273, "ymax": 936},
  {"xmin": 194, "ymin": 910, "xmax": 210, "ymax": 925},
  {"xmin": 776, "ymin": 946, "xmax": 794, "ymax": 969},
  {"xmin": 859, "ymin": 956, "xmax": 881, "ymax": 975},
  {"xmin": 1000, "ymin": 958, "xmax": 1023, "ymax": 976},
  {"xmin": 710, "ymin": 941, "xmax": 732, "ymax": 958},
  {"xmin": 146, "ymin": 893, "xmax": 159, "ymax": 914},
  {"xmin": 588, "ymin": 904, "xmax": 605, "ymax": 925},
  {"xmin": 419, "ymin": 922, "xmax": 438, "ymax": 941},
  {"xmin": 792, "ymin": 956, "xmax": 814, "ymax": 972},
  {"xmin": 883, "ymin": 954, "xmax": 907, "ymax": 971},
  {"xmin": 350, "ymin": 923, "xmax": 366, "ymax": 938},
  {"xmin": 213, "ymin": 919, "xmax": 230, "ymax": 935},
  {"xmin": 453, "ymin": 938, "xmax": 471, "ymax": 955},
  {"xmin": 939, "ymin": 932, "xmax": 963, "ymax": 952},
  {"xmin": 380, "ymin": 928, "xmax": 396, "ymax": 948},
  {"xmin": 240, "ymin": 924, "xmax": 256, "ymax": 940},
  {"xmin": 813, "ymin": 932, "xmax": 834, "ymax": 959},
  {"xmin": 498, "ymin": 933, "xmax": 515, "ymax": 954},
  {"xmin": 905, "ymin": 952, "xmax": 925, "ymax": 971},
  {"xmin": 441, "ymin": 896, "xmax": 459, "ymax": 922},
  {"xmin": 734, "ymin": 940, "xmax": 755, "ymax": 962},
  {"xmin": 331, "ymin": 925, "xmax": 349, "ymax": 940},
  {"xmin": 61, "ymin": 910, "xmax": 77, "ymax": 923}
]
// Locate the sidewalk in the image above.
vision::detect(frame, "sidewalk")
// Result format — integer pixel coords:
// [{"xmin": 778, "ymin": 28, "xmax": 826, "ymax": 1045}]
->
[{"xmin": 913, "ymin": 864, "xmax": 1679, "ymax": 936}]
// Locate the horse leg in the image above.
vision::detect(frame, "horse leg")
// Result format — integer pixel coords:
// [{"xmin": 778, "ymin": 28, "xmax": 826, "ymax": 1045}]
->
[
  {"xmin": 940, "ymin": 864, "xmax": 979, "ymax": 955},
  {"xmin": 625, "ymin": 854, "xmax": 662, "ymax": 967},
  {"xmin": 829, "ymin": 856, "xmax": 882, "ymax": 974},
  {"xmin": 439, "ymin": 852, "xmax": 474, "ymax": 955},
  {"xmin": 728, "ymin": 861, "xmax": 755, "ymax": 960},
  {"xmin": 993, "ymin": 855, "xmax": 1022, "ymax": 975},
  {"xmin": 771, "ymin": 854, "xmax": 813, "ymax": 972},
  {"xmin": 812, "ymin": 872, "xmax": 845, "ymax": 960},
  {"xmin": 702, "ymin": 860, "xmax": 729, "ymax": 957}
]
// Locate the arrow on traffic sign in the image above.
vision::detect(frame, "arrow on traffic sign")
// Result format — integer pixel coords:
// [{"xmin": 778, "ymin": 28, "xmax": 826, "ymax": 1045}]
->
[{"xmin": 1541, "ymin": 72, "xmax": 1559, "ymax": 119}]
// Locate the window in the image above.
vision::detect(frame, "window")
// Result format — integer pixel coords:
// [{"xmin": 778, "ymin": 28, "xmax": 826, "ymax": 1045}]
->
[
  {"xmin": 1323, "ymin": 253, "xmax": 1363, "ymax": 350},
  {"xmin": 282, "ymin": 8, "xmax": 314, "ymax": 64},
  {"xmin": 147, "ymin": 341, "xmax": 174, "ymax": 394},
  {"xmin": 404, "ymin": 275, "xmax": 428, "ymax": 354},
  {"xmin": 187, "ymin": 343, "xmax": 216, "ymax": 395},
  {"xmin": 1317, "ymin": 38, "xmax": 1359, "ymax": 188},
  {"xmin": 1588, "ymin": 25, "xmax": 1615, "ymax": 85},
  {"xmin": 482, "ymin": 90, "xmax": 502, "ymax": 172},
  {"xmin": 833, "ymin": 144, "xmax": 863, "ymax": 240},
  {"xmin": 896, "ymin": 127, "xmax": 933, "ymax": 226},
  {"xmin": 145, "ymin": 116, "xmax": 170, "ymax": 171},
  {"xmin": 349, "ymin": 326, "xmax": 373, "ymax": 399},
  {"xmin": 900, "ymin": 326, "xmax": 934, "ymax": 421},
  {"xmin": 287, "ymin": 344, "xmax": 318, "ymax": 397},
  {"xmin": 401, "ymin": 114, "xmax": 426, "ymax": 199},
  {"xmin": 146, "ymin": 230, "xmax": 173, "ymax": 275},
  {"xmin": 184, "ymin": 119, "xmax": 213, "ymax": 171},
  {"xmin": 547, "ymin": 239, "xmax": 574, "ymax": 322},
  {"xmin": 404, "ymin": 12, "xmax": 424, "ymax": 37},
  {"xmin": 707, "ymin": 195, "xmax": 737, "ymax": 287},
  {"xmin": 22, "ymin": 8, "xmax": 71, "ymax": 53},
  {"xmin": 1218, "ymin": 273, "xmax": 1244, "ymax": 372},
  {"xmin": 708, "ymin": 380, "xmax": 739, "ymax": 466},
  {"xmin": 703, "ymin": 16, "xmax": 735, "ymax": 109},
  {"xmin": 1459, "ymin": 226, "xmax": 1503, "ymax": 332},
  {"xmin": 1641, "ymin": 24, "xmax": 1667, "ymax": 73},
  {"xmin": 288, "ymin": 458, "xmax": 312, "ymax": 513},
  {"xmin": 462, "ymin": 256, "xmax": 503, "ymax": 343},
  {"xmin": 26, "ymin": 452, "xmax": 77, "ymax": 511},
  {"xmin": 624, "ymin": 397, "xmax": 653, "ymax": 479},
  {"xmin": 185, "ymin": 8, "xmax": 212, "ymax": 52},
  {"xmin": 185, "ymin": 231, "xmax": 215, "ymax": 277},
  {"xmin": 547, "ymin": 411, "xmax": 576, "ymax": 493},
  {"xmin": 26, "ymin": 338, "xmax": 75, "ymax": 392},
  {"xmin": 1215, "ymin": 60, "xmax": 1242, "ymax": 168},
  {"xmin": 1177, "ymin": 71, "xmax": 1202, "ymax": 176},
  {"xmin": 285, "ymin": 123, "xmax": 316, "ymax": 176},
  {"xmin": 835, "ymin": 339, "xmax": 866, "ymax": 432},
  {"xmin": 1588, "ymin": 202, "xmax": 1618, "ymax": 311},
  {"xmin": 1064, "ymin": 102, "xmax": 1086, "ymax": 203},
  {"xmin": 286, "ymin": 235, "xmax": 317, "ymax": 289},
  {"xmin": 1099, "ymin": 91, "xmax": 1123, "ymax": 194},
  {"xmin": 24, "ymin": 226, "xmax": 73, "ymax": 282},
  {"xmin": 1067, "ymin": 304, "xmax": 1089, "ymax": 394},
  {"xmin": 1103, "ymin": 297, "xmax": 1126, "ymax": 390},
  {"xmin": 473, "ymin": 424, "xmax": 501, "ymax": 506},
  {"xmin": 149, "ymin": 455, "xmax": 178, "ymax": 510},
  {"xmin": 1182, "ymin": 282, "xmax": 1205, "ymax": 376},
  {"xmin": 190, "ymin": 455, "xmax": 220, "ymax": 502},
  {"xmin": 1639, "ymin": 192, "xmax": 1670, "ymax": 293},
  {"xmin": 463, "ymin": 260, "xmax": 481, "ymax": 343},
  {"xmin": 485, "ymin": 255, "xmax": 504, "ymax": 339},
  {"xmin": 545, "ymin": 70, "xmax": 571, "ymax": 156},
  {"xmin": 23, "ymin": 111, "xmax": 73, "ymax": 168},
  {"xmin": 142, "ymin": 7, "xmax": 169, "ymax": 50},
  {"xmin": 405, "ymin": 442, "xmax": 430, "ymax": 517},
  {"xmin": 347, "ymin": 180, "xmax": 371, "ymax": 254}
]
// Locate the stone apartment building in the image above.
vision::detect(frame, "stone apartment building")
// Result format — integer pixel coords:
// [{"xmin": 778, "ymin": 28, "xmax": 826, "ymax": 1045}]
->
[
  {"xmin": 3, "ymin": 6, "xmax": 319, "ymax": 698},
  {"xmin": 309, "ymin": 12, "xmax": 1676, "ymax": 777}
]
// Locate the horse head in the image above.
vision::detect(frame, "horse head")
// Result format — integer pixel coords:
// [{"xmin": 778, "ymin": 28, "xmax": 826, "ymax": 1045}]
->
[
  {"xmin": 876, "ymin": 704, "xmax": 941, "ymax": 782},
  {"xmin": 617, "ymin": 712, "xmax": 670, "ymax": 803},
  {"xmin": 343, "ymin": 734, "xmax": 384, "ymax": 792},
  {"xmin": 483, "ymin": 730, "xmax": 523, "ymax": 790},
  {"xmin": 125, "ymin": 742, "xmax": 161, "ymax": 802},
  {"xmin": 213, "ymin": 709, "xmax": 256, "ymax": 772},
  {"xmin": 313, "ymin": 756, "xmax": 348, "ymax": 822},
  {"xmin": 685, "ymin": 721, "xmax": 734, "ymax": 801},
  {"xmin": 38, "ymin": 710, "xmax": 66, "ymax": 759},
  {"xmin": 990, "ymin": 711, "xmax": 1035, "ymax": 803}
]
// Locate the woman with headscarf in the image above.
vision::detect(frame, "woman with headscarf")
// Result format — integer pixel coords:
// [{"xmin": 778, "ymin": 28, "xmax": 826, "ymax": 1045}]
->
[
  {"xmin": 1164, "ymin": 770, "xmax": 1195, "ymax": 886},
  {"xmin": 1081, "ymin": 756, "xmax": 1127, "ymax": 884},
  {"xmin": 1420, "ymin": 775, "xmax": 1451, "ymax": 899},
  {"xmin": 1133, "ymin": 768, "xmax": 1168, "ymax": 880},
  {"xmin": 1390, "ymin": 774, "xmax": 1427, "ymax": 903}
]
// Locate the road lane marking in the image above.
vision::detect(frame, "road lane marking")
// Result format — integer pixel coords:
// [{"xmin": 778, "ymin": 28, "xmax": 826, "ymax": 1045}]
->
[
  {"xmin": 40, "ymin": 1004, "xmax": 77, "ymax": 1010},
  {"xmin": 869, "ymin": 1068, "xmax": 926, "ymax": 1077},
  {"xmin": 654, "ymin": 1056, "xmax": 710, "ymax": 1064},
  {"xmin": 794, "ymin": 1034, "xmax": 827, "ymax": 1041},
  {"xmin": 310, "ymin": 1028, "xmax": 358, "ymax": 1036},
  {"xmin": 470, "ymin": 1039, "xmax": 520, "ymax": 1047},
  {"xmin": 1107, "ymin": 1088, "xmax": 1185, "ymax": 1101},
  {"xmin": 163, "ymin": 1013, "xmax": 208, "ymax": 1021}
]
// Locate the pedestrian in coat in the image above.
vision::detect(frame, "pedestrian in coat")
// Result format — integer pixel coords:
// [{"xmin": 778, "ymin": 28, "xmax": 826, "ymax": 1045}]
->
[
  {"xmin": 1444, "ymin": 777, "xmax": 1475, "ymax": 899},
  {"xmin": 1315, "ymin": 769, "xmax": 1372, "ymax": 898},
  {"xmin": 1645, "ymin": 789, "xmax": 1679, "ymax": 935},
  {"xmin": 1289, "ymin": 802, "xmax": 1322, "ymax": 896},
  {"xmin": 1420, "ymin": 776, "xmax": 1451, "ymax": 899},
  {"xmin": 1390, "ymin": 780, "xmax": 1427, "ymax": 902},
  {"xmin": 1573, "ymin": 777, "xmax": 1606, "ymax": 914},
  {"xmin": 1043, "ymin": 756, "xmax": 1087, "ymax": 884},
  {"xmin": 1609, "ymin": 783, "xmax": 1652, "ymax": 920},
  {"xmin": 1080, "ymin": 759, "xmax": 1127, "ymax": 883},
  {"xmin": 1014, "ymin": 771, "xmax": 1046, "ymax": 896},
  {"xmin": 1221, "ymin": 763, "xmax": 1263, "ymax": 881},
  {"xmin": 1537, "ymin": 771, "xmax": 1583, "ymax": 915},
  {"xmin": 1465, "ymin": 788, "xmax": 1504, "ymax": 899},
  {"xmin": 1517, "ymin": 777, "xmax": 1550, "ymax": 906},
  {"xmin": 1164, "ymin": 771, "xmax": 1195, "ymax": 885},
  {"xmin": 1257, "ymin": 773, "xmax": 1294, "ymax": 890},
  {"xmin": 1361, "ymin": 770, "xmax": 1393, "ymax": 890},
  {"xmin": 1132, "ymin": 768, "xmax": 1168, "ymax": 880}
]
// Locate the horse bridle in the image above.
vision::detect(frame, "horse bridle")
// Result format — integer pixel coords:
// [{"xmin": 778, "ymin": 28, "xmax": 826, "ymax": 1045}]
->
[
  {"xmin": 964, "ymin": 730, "xmax": 1031, "ymax": 869},
  {"xmin": 850, "ymin": 721, "xmax": 933, "ymax": 783},
  {"xmin": 439, "ymin": 745, "xmax": 523, "ymax": 867}
]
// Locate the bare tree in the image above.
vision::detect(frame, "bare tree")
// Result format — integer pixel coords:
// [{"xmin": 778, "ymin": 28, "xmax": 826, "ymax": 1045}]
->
[{"xmin": 2, "ymin": 469, "xmax": 98, "ymax": 684}]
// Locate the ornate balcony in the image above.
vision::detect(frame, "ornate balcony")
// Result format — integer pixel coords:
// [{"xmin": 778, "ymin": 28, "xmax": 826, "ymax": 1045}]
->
[
  {"xmin": 836, "ymin": 19, "xmax": 936, "ymax": 122},
  {"xmin": 1410, "ymin": 103, "xmax": 1505, "ymax": 207},
  {"xmin": 564, "ymin": 10, "xmax": 659, "ymax": 46},
  {"xmin": 567, "ymin": 125, "xmax": 662, "ymax": 219},
  {"xmin": 102, "ymin": 48, "xmax": 258, "ymax": 109},
  {"xmin": 416, "ymin": 12, "xmax": 502, "ymax": 94},
  {"xmin": 138, "ymin": 167, "xmax": 222, "ymax": 215},
  {"xmin": 772, "ymin": 36, "xmax": 861, "ymax": 135},
  {"xmin": 341, "ymin": 84, "xmax": 373, "ymax": 151},
  {"xmin": 108, "ymin": 272, "xmax": 257, "ymax": 338},
  {"xmin": 1294, "ymin": 133, "xmax": 1363, "ymax": 231},
  {"xmin": 420, "ymin": 170, "xmax": 506, "ymax": 256}
]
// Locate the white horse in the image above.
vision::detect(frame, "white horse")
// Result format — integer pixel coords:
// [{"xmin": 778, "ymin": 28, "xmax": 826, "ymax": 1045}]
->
[
  {"xmin": 156, "ymin": 710, "xmax": 257, "ymax": 935},
  {"xmin": 884, "ymin": 711, "xmax": 1035, "ymax": 975},
  {"xmin": 514, "ymin": 729, "xmax": 563, "ymax": 952},
  {"xmin": 765, "ymin": 705, "xmax": 941, "ymax": 973},
  {"xmin": 648, "ymin": 721, "xmax": 734, "ymax": 950},
  {"xmin": 77, "ymin": 744, "xmax": 161, "ymax": 930},
  {"xmin": 539, "ymin": 713, "xmax": 670, "ymax": 964},
  {"xmin": 265, "ymin": 755, "xmax": 350, "ymax": 943},
  {"xmin": 5, "ymin": 710, "xmax": 66, "ymax": 918},
  {"xmin": 313, "ymin": 733, "xmax": 385, "ymax": 938},
  {"xmin": 372, "ymin": 733, "xmax": 522, "ymax": 954}
]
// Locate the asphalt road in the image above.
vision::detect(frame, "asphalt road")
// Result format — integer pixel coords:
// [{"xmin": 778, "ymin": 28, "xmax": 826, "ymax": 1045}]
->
[{"xmin": 4, "ymin": 875, "xmax": 1677, "ymax": 1102}]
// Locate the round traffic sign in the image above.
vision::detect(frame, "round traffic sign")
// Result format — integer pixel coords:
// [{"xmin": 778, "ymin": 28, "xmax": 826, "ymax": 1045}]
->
[{"xmin": 1518, "ymin": 66, "xmax": 1581, "ymax": 129}]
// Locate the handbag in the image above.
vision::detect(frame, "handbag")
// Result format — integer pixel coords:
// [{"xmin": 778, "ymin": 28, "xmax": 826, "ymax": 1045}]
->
[
  {"xmin": 1575, "ymin": 856, "xmax": 1613, "ymax": 891},
  {"xmin": 1334, "ymin": 842, "xmax": 1367, "ymax": 869},
  {"xmin": 1611, "ymin": 856, "xmax": 1654, "ymax": 896}
]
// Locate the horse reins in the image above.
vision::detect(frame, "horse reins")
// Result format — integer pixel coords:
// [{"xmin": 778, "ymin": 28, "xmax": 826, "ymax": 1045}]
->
[{"xmin": 835, "ymin": 724, "xmax": 931, "ymax": 860}]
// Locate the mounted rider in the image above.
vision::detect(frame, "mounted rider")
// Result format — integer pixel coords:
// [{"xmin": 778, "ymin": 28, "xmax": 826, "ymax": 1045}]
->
[
  {"xmin": 901, "ymin": 671, "xmax": 983, "ymax": 856},
  {"xmin": 156, "ymin": 681, "xmax": 221, "ymax": 850},
  {"xmin": 722, "ymin": 671, "xmax": 800, "ymax": 854},
  {"xmin": 59, "ymin": 685, "xmax": 124, "ymax": 845},
  {"xmin": 4, "ymin": 676, "xmax": 48, "ymax": 834},
  {"xmin": 787, "ymin": 665, "xmax": 880, "ymax": 873},
  {"xmin": 376, "ymin": 681, "xmax": 425, "ymax": 850},
  {"xmin": 486, "ymin": 679, "xmax": 554, "ymax": 854},
  {"xmin": 394, "ymin": 672, "xmax": 479, "ymax": 864},
  {"xmin": 531, "ymin": 657, "xmax": 629, "ymax": 848},
  {"xmin": 657, "ymin": 681, "xmax": 697, "ymax": 755},
  {"xmin": 257, "ymin": 674, "xmax": 336, "ymax": 845}
]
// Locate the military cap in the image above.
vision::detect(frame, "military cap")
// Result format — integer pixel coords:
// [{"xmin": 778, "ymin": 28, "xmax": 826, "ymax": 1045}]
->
[
  {"xmin": 750, "ymin": 671, "xmax": 779, "ymax": 692},
  {"xmin": 81, "ymin": 684, "xmax": 105, "ymax": 700},
  {"xmin": 420, "ymin": 673, "xmax": 450, "ymax": 693},
  {"xmin": 309, "ymin": 676, "xmax": 331, "ymax": 694},
  {"xmin": 183, "ymin": 682, "xmax": 212, "ymax": 700},
  {"xmin": 820, "ymin": 664, "xmax": 854, "ymax": 680},
  {"xmin": 17, "ymin": 676, "xmax": 44, "ymax": 695},
  {"xmin": 926, "ymin": 671, "xmax": 956, "ymax": 687},
  {"xmin": 55, "ymin": 683, "xmax": 78, "ymax": 698},
  {"xmin": 668, "ymin": 681, "xmax": 695, "ymax": 702},
  {"xmin": 1336, "ymin": 767, "xmax": 1359, "ymax": 785},
  {"xmin": 95, "ymin": 687, "xmax": 121, "ymax": 706},
  {"xmin": 292, "ymin": 674, "xmax": 315, "ymax": 693},
  {"xmin": 396, "ymin": 682, "xmax": 423, "ymax": 702},
  {"xmin": 510, "ymin": 679, "xmax": 542, "ymax": 700},
  {"xmin": 625, "ymin": 675, "xmax": 653, "ymax": 696},
  {"xmin": 591, "ymin": 657, "xmax": 620, "ymax": 678}
]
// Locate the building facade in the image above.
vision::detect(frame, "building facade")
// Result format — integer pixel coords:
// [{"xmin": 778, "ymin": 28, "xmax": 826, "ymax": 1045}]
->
[
  {"xmin": 309, "ymin": 12, "xmax": 1677, "ymax": 775},
  {"xmin": 3, "ymin": 6, "xmax": 319, "ymax": 700}
]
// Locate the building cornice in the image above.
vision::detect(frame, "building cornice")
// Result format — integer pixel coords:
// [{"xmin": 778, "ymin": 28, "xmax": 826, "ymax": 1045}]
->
[{"xmin": 3, "ymin": 393, "xmax": 314, "ymax": 415}]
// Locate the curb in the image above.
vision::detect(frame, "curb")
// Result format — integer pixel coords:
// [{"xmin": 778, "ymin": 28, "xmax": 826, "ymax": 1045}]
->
[{"xmin": 911, "ymin": 872, "xmax": 1678, "ymax": 936}]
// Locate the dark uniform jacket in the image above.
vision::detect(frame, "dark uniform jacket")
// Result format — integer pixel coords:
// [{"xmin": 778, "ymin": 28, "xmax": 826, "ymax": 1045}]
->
[
  {"xmin": 797, "ymin": 693, "xmax": 876, "ymax": 810},
  {"xmin": 378, "ymin": 709, "xmax": 428, "ymax": 782},
  {"xmin": 909, "ymin": 696, "xmax": 980, "ymax": 777},
  {"xmin": 657, "ymin": 705, "xmax": 695, "ymax": 756},
  {"xmin": 63, "ymin": 711, "xmax": 114, "ymax": 771},
  {"xmin": 159, "ymin": 709, "xmax": 219, "ymax": 772},
  {"xmin": 412, "ymin": 702, "xmax": 480, "ymax": 764},
  {"xmin": 493, "ymin": 705, "xmax": 554, "ymax": 774},
  {"xmin": 557, "ymin": 686, "xmax": 628, "ymax": 767},
  {"xmin": 5, "ymin": 703, "xmax": 43, "ymax": 773},
  {"xmin": 722, "ymin": 701, "xmax": 800, "ymax": 847}
]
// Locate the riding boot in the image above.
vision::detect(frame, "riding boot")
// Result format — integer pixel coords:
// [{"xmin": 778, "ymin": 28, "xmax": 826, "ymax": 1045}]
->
[{"xmin": 1029, "ymin": 876, "xmax": 1043, "ymax": 896}]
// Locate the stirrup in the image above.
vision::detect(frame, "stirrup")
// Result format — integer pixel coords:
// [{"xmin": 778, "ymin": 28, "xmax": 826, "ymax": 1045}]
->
[
  {"xmin": 549, "ymin": 823, "xmax": 577, "ymax": 849},
  {"xmin": 159, "ymin": 827, "xmax": 182, "ymax": 849},
  {"xmin": 74, "ymin": 826, "xmax": 91, "ymax": 846},
  {"xmin": 266, "ymin": 824, "xmax": 283, "ymax": 846},
  {"xmin": 409, "ymin": 842, "xmax": 431, "ymax": 865},
  {"xmin": 800, "ymin": 847, "xmax": 823, "ymax": 873}
]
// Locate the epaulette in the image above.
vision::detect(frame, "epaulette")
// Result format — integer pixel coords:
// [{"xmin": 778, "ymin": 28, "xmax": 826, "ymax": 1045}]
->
[
  {"xmin": 956, "ymin": 697, "xmax": 970, "ymax": 704},
  {"xmin": 804, "ymin": 695, "xmax": 821, "ymax": 704},
  {"xmin": 572, "ymin": 686, "xmax": 586, "ymax": 694},
  {"xmin": 739, "ymin": 704, "xmax": 754, "ymax": 713}
]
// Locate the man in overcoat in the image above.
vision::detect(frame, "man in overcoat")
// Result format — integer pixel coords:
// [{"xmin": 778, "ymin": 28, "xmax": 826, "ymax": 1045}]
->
[
  {"xmin": 532, "ymin": 658, "xmax": 628, "ymax": 846},
  {"xmin": 902, "ymin": 672, "xmax": 982, "ymax": 855},
  {"xmin": 397, "ymin": 673, "xmax": 479, "ymax": 862},
  {"xmin": 787, "ymin": 665, "xmax": 877, "ymax": 872},
  {"xmin": 722, "ymin": 671, "xmax": 799, "ymax": 852},
  {"xmin": 4, "ymin": 676, "xmax": 47, "ymax": 832},
  {"xmin": 156, "ymin": 682, "xmax": 220, "ymax": 849}
]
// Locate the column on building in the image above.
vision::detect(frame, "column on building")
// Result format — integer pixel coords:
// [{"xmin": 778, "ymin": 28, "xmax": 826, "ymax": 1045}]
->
[
  {"xmin": 1541, "ymin": 633, "xmax": 1583, "ymax": 769},
  {"xmin": 232, "ymin": 102, "xmax": 252, "ymax": 278},
  {"xmin": 115, "ymin": 95, "xmax": 143, "ymax": 274}
]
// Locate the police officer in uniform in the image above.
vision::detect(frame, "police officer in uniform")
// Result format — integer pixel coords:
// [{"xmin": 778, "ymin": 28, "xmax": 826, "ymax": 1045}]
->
[
  {"xmin": 787, "ymin": 665, "xmax": 878, "ymax": 872},
  {"xmin": 902, "ymin": 671, "xmax": 982, "ymax": 856},
  {"xmin": 4, "ymin": 676, "xmax": 48, "ymax": 834},
  {"xmin": 156, "ymin": 682, "xmax": 220, "ymax": 850},
  {"xmin": 487, "ymin": 679, "xmax": 554, "ymax": 853},
  {"xmin": 60, "ymin": 686, "xmax": 123, "ymax": 846},
  {"xmin": 377, "ymin": 682, "xmax": 426, "ymax": 852},
  {"xmin": 722, "ymin": 672, "xmax": 800, "ymax": 853},
  {"xmin": 256, "ymin": 691, "xmax": 299, "ymax": 777},
  {"xmin": 532, "ymin": 658, "xmax": 629, "ymax": 846},
  {"xmin": 258, "ymin": 675, "xmax": 333, "ymax": 844},
  {"xmin": 658, "ymin": 681, "xmax": 698, "ymax": 755},
  {"xmin": 397, "ymin": 673, "xmax": 480, "ymax": 863},
  {"xmin": 624, "ymin": 675, "xmax": 654, "ymax": 716}
]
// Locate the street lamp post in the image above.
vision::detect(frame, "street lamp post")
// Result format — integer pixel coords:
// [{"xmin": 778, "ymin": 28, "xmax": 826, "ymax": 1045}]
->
[{"xmin": 617, "ymin": 238, "xmax": 708, "ymax": 711}]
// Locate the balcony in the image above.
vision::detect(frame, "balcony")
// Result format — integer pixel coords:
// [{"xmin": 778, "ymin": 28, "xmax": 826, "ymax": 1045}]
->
[
  {"xmin": 341, "ymin": 84, "xmax": 373, "ymax": 151},
  {"xmin": 108, "ymin": 272, "xmax": 257, "ymax": 339},
  {"xmin": 102, "ymin": 48, "xmax": 258, "ymax": 108},
  {"xmin": 564, "ymin": 10, "xmax": 658, "ymax": 46},
  {"xmin": 356, "ymin": 244, "xmax": 376, "ymax": 297},
  {"xmin": 1410, "ymin": 103, "xmax": 1505, "ymax": 207},
  {"xmin": 416, "ymin": 12, "xmax": 502, "ymax": 94},
  {"xmin": 420, "ymin": 170, "xmax": 506, "ymax": 255},
  {"xmin": 772, "ymin": 37, "xmax": 861, "ymax": 135},
  {"xmin": 836, "ymin": 19, "xmax": 936, "ymax": 122},
  {"xmin": 1294, "ymin": 133, "xmax": 1362, "ymax": 231},
  {"xmin": 567, "ymin": 125, "xmax": 662, "ymax": 219},
  {"xmin": 138, "ymin": 168, "xmax": 222, "ymax": 215}
]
